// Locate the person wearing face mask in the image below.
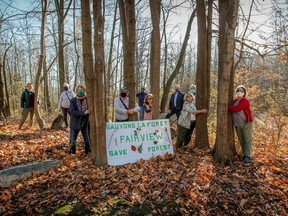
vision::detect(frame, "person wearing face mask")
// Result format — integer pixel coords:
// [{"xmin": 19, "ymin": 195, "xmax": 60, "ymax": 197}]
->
[
  {"xmin": 114, "ymin": 86, "xmax": 141, "ymax": 121},
  {"xmin": 165, "ymin": 84, "xmax": 185, "ymax": 119},
  {"xmin": 58, "ymin": 83, "xmax": 75, "ymax": 128},
  {"xmin": 228, "ymin": 85, "xmax": 253, "ymax": 163},
  {"xmin": 176, "ymin": 92, "xmax": 207, "ymax": 148},
  {"xmin": 68, "ymin": 85, "xmax": 91, "ymax": 155},
  {"xmin": 190, "ymin": 84, "xmax": 197, "ymax": 105}
]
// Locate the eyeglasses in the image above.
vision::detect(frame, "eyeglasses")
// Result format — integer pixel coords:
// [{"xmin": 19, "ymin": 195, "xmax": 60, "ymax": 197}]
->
[
  {"xmin": 236, "ymin": 89, "xmax": 243, "ymax": 93},
  {"xmin": 147, "ymin": 98, "xmax": 152, "ymax": 100}
]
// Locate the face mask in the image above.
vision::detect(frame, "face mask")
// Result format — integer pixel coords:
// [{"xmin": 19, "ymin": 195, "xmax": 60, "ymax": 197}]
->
[
  {"xmin": 191, "ymin": 89, "xmax": 196, "ymax": 94},
  {"xmin": 120, "ymin": 92, "xmax": 127, "ymax": 97},
  {"xmin": 175, "ymin": 89, "xmax": 180, "ymax": 92},
  {"xmin": 236, "ymin": 92, "xmax": 244, "ymax": 97},
  {"xmin": 64, "ymin": 87, "xmax": 68, "ymax": 91},
  {"xmin": 76, "ymin": 90, "xmax": 85, "ymax": 97}
]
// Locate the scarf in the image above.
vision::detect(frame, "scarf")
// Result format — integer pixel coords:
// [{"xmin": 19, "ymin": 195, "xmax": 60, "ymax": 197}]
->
[{"xmin": 76, "ymin": 96, "xmax": 88, "ymax": 111}]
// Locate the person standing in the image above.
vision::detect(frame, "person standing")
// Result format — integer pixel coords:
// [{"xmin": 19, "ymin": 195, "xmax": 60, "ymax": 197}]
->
[
  {"xmin": 69, "ymin": 85, "xmax": 91, "ymax": 155},
  {"xmin": 136, "ymin": 87, "xmax": 148, "ymax": 121},
  {"xmin": 19, "ymin": 83, "xmax": 39, "ymax": 129},
  {"xmin": 228, "ymin": 85, "xmax": 253, "ymax": 163},
  {"xmin": 190, "ymin": 84, "xmax": 197, "ymax": 96},
  {"xmin": 58, "ymin": 83, "xmax": 74, "ymax": 128},
  {"xmin": 143, "ymin": 94, "xmax": 153, "ymax": 120},
  {"xmin": 165, "ymin": 84, "xmax": 185, "ymax": 119},
  {"xmin": 176, "ymin": 92, "xmax": 207, "ymax": 148},
  {"xmin": 114, "ymin": 86, "xmax": 141, "ymax": 122}
]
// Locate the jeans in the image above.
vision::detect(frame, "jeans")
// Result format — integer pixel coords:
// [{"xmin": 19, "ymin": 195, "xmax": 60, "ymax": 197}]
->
[
  {"xmin": 165, "ymin": 109, "xmax": 181, "ymax": 119},
  {"xmin": 235, "ymin": 123, "xmax": 253, "ymax": 157},
  {"xmin": 70, "ymin": 125, "xmax": 91, "ymax": 154},
  {"xmin": 139, "ymin": 106, "xmax": 145, "ymax": 121}
]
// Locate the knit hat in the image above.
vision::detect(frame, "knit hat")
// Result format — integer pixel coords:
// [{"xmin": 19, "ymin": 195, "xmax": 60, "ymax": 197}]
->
[{"xmin": 236, "ymin": 85, "xmax": 247, "ymax": 97}]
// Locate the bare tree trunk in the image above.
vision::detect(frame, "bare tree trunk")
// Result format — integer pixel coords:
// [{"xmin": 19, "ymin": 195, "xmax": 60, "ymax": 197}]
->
[
  {"xmin": 119, "ymin": 0, "xmax": 137, "ymax": 121},
  {"xmin": 43, "ymin": 37, "xmax": 51, "ymax": 113},
  {"xmin": 149, "ymin": 0, "xmax": 161, "ymax": 119},
  {"xmin": 2, "ymin": 45, "xmax": 12, "ymax": 116},
  {"xmin": 213, "ymin": 0, "xmax": 239, "ymax": 164},
  {"xmin": 0, "ymin": 55, "xmax": 4, "ymax": 118},
  {"xmin": 72, "ymin": 0, "xmax": 79, "ymax": 91},
  {"xmin": 106, "ymin": 2, "xmax": 118, "ymax": 121},
  {"xmin": 160, "ymin": 9, "xmax": 196, "ymax": 113},
  {"xmin": 92, "ymin": 0, "xmax": 107, "ymax": 165},
  {"xmin": 54, "ymin": 0, "xmax": 72, "ymax": 92},
  {"xmin": 194, "ymin": 0, "xmax": 210, "ymax": 149},
  {"xmin": 34, "ymin": 0, "xmax": 48, "ymax": 129}
]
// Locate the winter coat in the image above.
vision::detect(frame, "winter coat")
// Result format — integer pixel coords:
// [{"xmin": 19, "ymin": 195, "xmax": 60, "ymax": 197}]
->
[
  {"xmin": 69, "ymin": 97, "xmax": 89, "ymax": 130},
  {"xmin": 178, "ymin": 101, "xmax": 197, "ymax": 129},
  {"xmin": 228, "ymin": 98, "xmax": 253, "ymax": 123},
  {"xmin": 58, "ymin": 90, "xmax": 74, "ymax": 108},
  {"xmin": 20, "ymin": 89, "xmax": 37, "ymax": 108}
]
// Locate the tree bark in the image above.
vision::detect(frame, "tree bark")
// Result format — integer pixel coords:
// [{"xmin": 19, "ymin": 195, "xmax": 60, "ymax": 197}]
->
[
  {"xmin": 149, "ymin": 0, "xmax": 161, "ymax": 119},
  {"xmin": 194, "ymin": 0, "xmax": 211, "ymax": 149},
  {"xmin": 34, "ymin": 0, "xmax": 48, "ymax": 130},
  {"xmin": 54, "ymin": 0, "xmax": 72, "ymax": 93},
  {"xmin": 213, "ymin": 0, "xmax": 239, "ymax": 164},
  {"xmin": 0, "ymin": 55, "xmax": 4, "ymax": 117},
  {"xmin": 119, "ymin": 0, "xmax": 137, "ymax": 121},
  {"xmin": 92, "ymin": 0, "xmax": 107, "ymax": 165}
]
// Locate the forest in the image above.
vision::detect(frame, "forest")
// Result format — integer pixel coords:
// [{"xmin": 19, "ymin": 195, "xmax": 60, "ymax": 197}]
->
[{"xmin": 0, "ymin": 0, "xmax": 287, "ymax": 215}]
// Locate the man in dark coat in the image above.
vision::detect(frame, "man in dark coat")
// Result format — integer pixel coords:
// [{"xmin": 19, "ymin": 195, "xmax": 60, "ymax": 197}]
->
[
  {"xmin": 165, "ymin": 84, "xmax": 185, "ymax": 119},
  {"xmin": 19, "ymin": 83, "xmax": 39, "ymax": 129}
]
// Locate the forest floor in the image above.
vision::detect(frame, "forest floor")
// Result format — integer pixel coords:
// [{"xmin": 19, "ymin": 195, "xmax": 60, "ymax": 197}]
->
[{"xmin": 0, "ymin": 116, "xmax": 287, "ymax": 216}]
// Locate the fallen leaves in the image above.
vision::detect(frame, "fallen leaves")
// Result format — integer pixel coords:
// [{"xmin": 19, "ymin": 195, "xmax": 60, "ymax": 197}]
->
[{"xmin": 0, "ymin": 120, "xmax": 287, "ymax": 215}]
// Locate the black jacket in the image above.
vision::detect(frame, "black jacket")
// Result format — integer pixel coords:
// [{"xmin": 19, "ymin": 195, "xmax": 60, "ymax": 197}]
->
[
  {"xmin": 168, "ymin": 91, "xmax": 185, "ymax": 112},
  {"xmin": 20, "ymin": 89, "xmax": 36, "ymax": 108}
]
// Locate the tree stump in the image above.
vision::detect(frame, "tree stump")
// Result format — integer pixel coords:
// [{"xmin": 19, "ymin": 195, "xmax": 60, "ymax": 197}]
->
[{"xmin": 51, "ymin": 113, "xmax": 65, "ymax": 130}]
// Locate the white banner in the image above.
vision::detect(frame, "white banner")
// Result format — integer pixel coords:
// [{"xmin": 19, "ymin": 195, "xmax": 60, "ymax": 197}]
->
[{"xmin": 106, "ymin": 119, "xmax": 174, "ymax": 165}]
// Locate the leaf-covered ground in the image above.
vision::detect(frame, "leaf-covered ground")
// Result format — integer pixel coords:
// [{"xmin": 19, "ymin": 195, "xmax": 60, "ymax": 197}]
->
[{"xmin": 0, "ymin": 117, "xmax": 287, "ymax": 216}]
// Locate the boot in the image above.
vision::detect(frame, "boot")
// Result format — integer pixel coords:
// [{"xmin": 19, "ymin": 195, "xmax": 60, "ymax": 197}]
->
[{"xmin": 69, "ymin": 144, "xmax": 76, "ymax": 154}]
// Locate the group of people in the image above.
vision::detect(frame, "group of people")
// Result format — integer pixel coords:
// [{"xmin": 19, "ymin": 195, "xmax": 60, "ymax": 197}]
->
[
  {"xmin": 19, "ymin": 83, "xmax": 91, "ymax": 156},
  {"xmin": 19, "ymin": 82, "xmax": 253, "ymax": 163}
]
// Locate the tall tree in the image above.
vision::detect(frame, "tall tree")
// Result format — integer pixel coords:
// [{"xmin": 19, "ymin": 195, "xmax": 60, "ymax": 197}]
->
[
  {"xmin": 54, "ymin": 0, "xmax": 72, "ymax": 93},
  {"xmin": 160, "ymin": 9, "xmax": 196, "ymax": 112},
  {"xmin": 81, "ymin": 0, "xmax": 106, "ymax": 165},
  {"xmin": 194, "ymin": 0, "xmax": 212, "ymax": 149},
  {"xmin": 34, "ymin": 0, "xmax": 48, "ymax": 130},
  {"xmin": 93, "ymin": 0, "xmax": 106, "ymax": 165},
  {"xmin": 213, "ymin": 0, "xmax": 240, "ymax": 164},
  {"xmin": 119, "ymin": 0, "xmax": 137, "ymax": 121},
  {"xmin": 149, "ymin": 0, "xmax": 161, "ymax": 119}
]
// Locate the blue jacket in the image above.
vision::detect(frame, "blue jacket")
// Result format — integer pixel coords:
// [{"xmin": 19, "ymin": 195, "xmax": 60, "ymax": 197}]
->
[{"xmin": 69, "ymin": 97, "xmax": 89, "ymax": 130}]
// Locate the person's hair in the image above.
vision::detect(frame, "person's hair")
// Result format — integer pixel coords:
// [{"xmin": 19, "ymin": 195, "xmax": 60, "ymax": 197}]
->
[
  {"xmin": 63, "ymin": 83, "xmax": 69, "ymax": 87},
  {"xmin": 144, "ymin": 94, "xmax": 153, "ymax": 104},
  {"xmin": 75, "ymin": 84, "xmax": 86, "ymax": 91},
  {"xmin": 26, "ymin": 83, "xmax": 32, "ymax": 87},
  {"xmin": 236, "ymin": 85, "xmax": 247, "ymax": 97},
  {"xmin": 184, "ymin": 92, "xmax": 195, "ymax": 101},
  {"xmin": 190, "ymin": 84, "xmax": 196, "ymax": 89}
]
